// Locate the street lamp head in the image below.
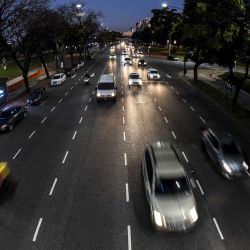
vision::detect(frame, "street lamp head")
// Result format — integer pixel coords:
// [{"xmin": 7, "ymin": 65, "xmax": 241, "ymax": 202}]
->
[
  {"xmin": 162, "ymin": 3, "xmax": 167, "ymax": 8},
  {"xmin": 76, "ymin": 4, "xmax": 82, "ymax": 9}
]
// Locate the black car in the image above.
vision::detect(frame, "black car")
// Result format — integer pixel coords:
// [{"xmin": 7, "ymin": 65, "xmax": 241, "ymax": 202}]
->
[
  {"xmin": 138, "ymin": 59, "xmax": 147, "ymax": 67},
  {"xmin": 0, "ymin": 106, "xmax": 27, "ymax": 132},
  {"xmin": 27, "ymin": 87, "xmax": 48, "ymax": 105},
  {"xmin": 64, "ymin": 68, "xmax": 75, "ymax": 77},
  {"xmin": 167, "ymin": 55, "xmax": 179, "ymax": 61}
]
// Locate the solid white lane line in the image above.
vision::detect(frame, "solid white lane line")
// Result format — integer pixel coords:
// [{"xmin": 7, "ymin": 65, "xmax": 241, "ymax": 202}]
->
[
  {"xmin": 127, "ymin": 225, "xmax": 132, "ymax": 250},
  {"xmin": 58, "ymin": 98, "xmax": 63, "ymax": 104},
  {"xmin": 190, "ymin": 106, "xmax": 195, "ymax": 111},
  {"xmin": 123, "ymin": 131, "xmax": 126, "ymax": 141},
  {"xmin": 13, "ymin": 148, "xmax": 21, "ymax": 160},
  {"xmin": 124, "ymin": 153, "xmax": 127, "ymax": 166},
  {"xmin": 164, "ymin": 117, "xmax": 168, "ymax": 124},
  {"xmin": 65, "ymin": 92, "xmax": 68, "ymax": 96},
  {"xmin": 182, "ymin": 98, "xmax": 187, "ymax": 103},
  {"xmin": 49, "ymin": 178, "xmax": 58, "ymax": 196},
  {"xmin": 199, "ymin": 116, "xmax": 206, "ymax": 123},
  {"xmin": 123, "ymin": 106, "xmax": 125, "ymax": 112},
  {"xmin": 62, "ymin": 151, "xmax": 69, "ymax": 164},
  {"xmin": 79, "ymin": 117, "xmax": 83, "ymax": 124},
  {"xmin": 158, "ymin": 106, "xmax": 162, "ymax": 111},
  {"xmin": 84, "ymin": 105, "xmax": 88, "ymax": 112},
  {"xmin": 182, "ymin": 152, "xmax": 189, "ymax": 163},
  {"xmin": 33, "ymin": 218, "xmax": 43, "ymax": 242},
  {"xmin": 89, "ymin": 98, "xmax": 92, "ymax": 102},
  {"xmin": 172, "ymin": 131, "xmax": 177, "ymax": 140},
  {"xmin": 195, "ymin": 180, "xmax": 204, "ymax": 195},
  {"xmin": 176, "ymin": 91, "xmax": 180, "ymax": 95},
  {"xmin": 70, "ymin": 86, "xmax": 73, "ymax": 90},
  {"xmin": 51, "ymin": 106, "xmax": 55, "ymax": 112},
  {"xmin": 28, "ymin": 130, "xmax": 36, "ymax": 139},
  {"xmin": 213, "ymin": 218, "xmax": 224, "ymax": 240},
  {"xmin": 72, "ymin": 131, "xmax": 77, "ymax": 140},
  {"xmin": 154, "ymin": 97, "xmax": 157, "ymax": 102},
  {"xmin": 126, "ymin": 183, "xmax": 129, "ymax": 202},
  {"xmin": 41, "ymin": 117, "xmax": 47, "ymax": 124},
  {"xmin": 123, "ymin": 116, "xmax": 125, "ymax": 125}
]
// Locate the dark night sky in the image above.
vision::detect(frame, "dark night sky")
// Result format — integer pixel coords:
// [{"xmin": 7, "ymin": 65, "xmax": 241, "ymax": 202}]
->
[{"xmin": 54, "ymin": 0, "xmax": 184, "ymax": 32}]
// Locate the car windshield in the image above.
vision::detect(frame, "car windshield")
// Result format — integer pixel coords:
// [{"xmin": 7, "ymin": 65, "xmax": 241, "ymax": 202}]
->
[
  {"xmin": 130, "ymin": 74, "xmax": 139, "ymax": 79},
  {"xmin": 53, "ymin": 75, "xmax": 61, "ymax": 79},
  {"xmin": 125, "ymin": 58, "xmax": 130, "ymax": 61},
  {"xmin": 222, "ymin": 141, "xmax": 240, "ymax": 155},
  {"xmin": 0, "ymin": 110, "xmax": 11, "ymax": 119},
  {"xmin": 98, "ymin": 82, "xmax": 114, "ymax": 90},
  {"xmin": 155, "ymin": 177, "xmax": 190, "ymax": 195},
  {"xmin": 150, "ymin": 70, "xmax": 158, "ymax": 74}
]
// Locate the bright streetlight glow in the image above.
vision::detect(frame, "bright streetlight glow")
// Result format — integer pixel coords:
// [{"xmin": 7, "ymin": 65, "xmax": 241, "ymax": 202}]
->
[
  {"xmin": 76, "ymin": 4, "xmax": 82, "ymax": 9},
  {"xmin": 162, "ymin": 3, "xmax": 167, "ymax": 8}
]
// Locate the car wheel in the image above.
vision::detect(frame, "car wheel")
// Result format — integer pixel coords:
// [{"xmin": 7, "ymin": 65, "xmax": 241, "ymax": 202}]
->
[
  {"xmin": 23, "ymin": 112, "xmax": 27, "ymax": 118},
  {"xmin": 9, "ymin": 124, "xmax": 14, "ymax": 131}
]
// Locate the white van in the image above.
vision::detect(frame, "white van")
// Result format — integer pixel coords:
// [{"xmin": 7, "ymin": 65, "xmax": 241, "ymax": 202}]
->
[{"xmin": 96, "ymin": 74, "xmax": 117, "ymax": 102}]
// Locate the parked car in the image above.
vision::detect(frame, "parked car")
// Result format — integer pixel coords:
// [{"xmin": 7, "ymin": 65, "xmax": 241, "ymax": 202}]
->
[
  {"xmin": 50, "ymin": 73, "xmax": 66, "ymax": 86},
  {"xmin": 167, "ymin": 55, "xmax": 179, "ymax": 61},
  {"xmin": 141, "ymin": 141, "xmax": 198, "ymax": 231},
  {"xmin": 64, "ymin": 68, "xmax": 75, "ymax": 77},
  {"xmin": 109, "ymin": 54, "xmax": 117, "ymax": 60},
  {"xmin": 138, "ymin": 59, "xmax": 147, "ymax": 67},
  {"xmin": 201, "ymin": 127, "xmax": 249, "ymax": 179},
  {"xmin": 0, "ymin": 105, "xmax": 27, "ymax": 132},
  {"xmin": 27, "ymin": 87, "xmax": 48, "ymax": 105},
  {"xmin": 147, "ymin": 68, "xmax": 161, "ymax": 80},
  {"xmin": 128, "ymin": 73, "xmax": 142, "ymax": 89},
  {"xmin": 77, "ymin": 61, "xmax": 84, "ymax": 69}
]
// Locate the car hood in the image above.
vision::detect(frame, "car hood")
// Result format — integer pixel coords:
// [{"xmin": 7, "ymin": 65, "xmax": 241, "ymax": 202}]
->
[
  {"xmin": 129, "ymin": 78, "xmax": 141, "ymax": 83},
  {"xmin": 28, "ymin": 94, "xmax": 40, "ymax": 100},
  {"xmin": 223, "ymin": 153, "xmax": 245, "ymax": 172},
  {"xmin": 153, "ymin": 192, "xmax": 197, "ymax": 230}
]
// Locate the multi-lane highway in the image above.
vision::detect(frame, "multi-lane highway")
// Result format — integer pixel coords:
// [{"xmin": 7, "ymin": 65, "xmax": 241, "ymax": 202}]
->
[{"xmin": 0, "ymin": 45, "xmax": 250, "ymax": 250}]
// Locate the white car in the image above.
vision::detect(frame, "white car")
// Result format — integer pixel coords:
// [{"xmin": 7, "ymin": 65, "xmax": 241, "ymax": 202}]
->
[
  {"xmin": 128, "ymin": 73, "xmax": 142, "ymax": 89},
  {"xmin": 109, "ymin": 54, "xmax": 117, "ymax": 59},
  {"xmin": 124, "ymin": 57, "xmax": 132, "ymax": 66},
  {"xmin": 51, "ymin": 73, "xmax": 66, "ymax": 86},
  {"xmin": 147, "ymin": 68, "xmax": 161, "ymax": 80}
]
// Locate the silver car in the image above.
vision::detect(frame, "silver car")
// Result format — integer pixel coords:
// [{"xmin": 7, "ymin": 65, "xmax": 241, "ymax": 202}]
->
[
  {"xmin": 201, "ymin": 127, "xmax": 249, "ymax": 179},
  {"xmin": 141, "ymin": 141, "xmax": 198, "ymax": 231}
]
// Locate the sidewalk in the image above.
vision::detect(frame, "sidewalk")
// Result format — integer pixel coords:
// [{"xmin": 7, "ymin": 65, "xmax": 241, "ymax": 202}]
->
[{"xmin": 179, "ymin": 68, "xmax": 250, "ymax": 112}]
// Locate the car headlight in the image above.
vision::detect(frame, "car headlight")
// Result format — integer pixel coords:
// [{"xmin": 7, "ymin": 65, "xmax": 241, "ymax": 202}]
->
[
  {"xmin": 243, "ymin": 161, "xmax": 249, "ymax": 170},
  {"xmin": 158, "ymin": 75, "xmax": 161, "ymax": 79},
  {"xmin": 139, "ymin": 80, "xmax": 142, "ymax": 85},
  {"xmin": 222, "ymin": 160, "xmax": 232, "ymax": 173},
  {"xmin": 189, "ymin": 207, "xmax": 198, "ymax": 223},
  {"xmin": 153, "ymin": 210, "xmax": 163, "ymax": 227},
  {"xmin": 1, "ymin": 124, "xmax": 7, "ymax": 129},
  {"xmin": 111, "ymin": 92, "xmax": 115, "ymax": 97},
  {"xmin": 97, "ymin": 93, "xmax": 101, "ymax": 97}
]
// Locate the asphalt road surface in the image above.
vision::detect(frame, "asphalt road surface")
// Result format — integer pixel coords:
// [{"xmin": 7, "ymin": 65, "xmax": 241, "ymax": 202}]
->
[{"xmin": 0, "ymin": 46, "xmax": 249, "ymax": 250}]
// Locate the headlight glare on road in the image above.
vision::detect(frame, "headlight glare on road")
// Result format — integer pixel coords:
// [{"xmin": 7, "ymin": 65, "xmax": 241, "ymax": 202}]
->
[
  {"xmin": 243, "ymin": 161, "xmax": 249, "ymax": 170},
  {"xmin": 189, "ymin": 207, "xmax": 198, "ymax": 223},
  {"xmin": 154, "ymin": 210, "xmax": 163, "ymax": 227},
  {"xmin": 222, "ymin": 160, "xmax": 232, "ymax": 173}
]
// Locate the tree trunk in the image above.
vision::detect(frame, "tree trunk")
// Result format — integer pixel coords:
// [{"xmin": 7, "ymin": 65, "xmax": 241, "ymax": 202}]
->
[
  {"xmin": 23, "ymin": 71, "xmax": 30, "ymax": 93},
  {"xmin": 232, "ymin": 63, "xmax": 249, "ymax": 107},
  {"xmin": 70, "ymin": 52, "xmax": 74, "ymax": 67},
  {"xmin": 39, "ymin": 53, "xmax": 50, "ymax": 79},
  {"xmin": 194, "ymin": 62, "xmax": 200, "ymax": 81}
]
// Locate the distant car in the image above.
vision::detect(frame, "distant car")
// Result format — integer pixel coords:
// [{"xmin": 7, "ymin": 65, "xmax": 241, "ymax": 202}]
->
[
  {"xmin": 133, "ymin": 53, "xmax": 138, "ymax": 58},
  {"xmin": 124, "ymin": 57, "xmax": 132, "ymax": 66},
  {"xmin": 141, "ymin": 141, "xmax": 198, "ymax": 231},
  {"xmin": 109, "ymin": 54, "xmax": 117, "ymax": 59},
  {"xmin": 128, "ymin": 73, "xmax": 142, "ymax": 89},
  {"xmin": 167, "ymin": 55, "xmax": 179, "ymax": 61},
  {"xmin": 27, "ymin": 87, "xmax": 48, "ymax": 105},
  {"xmin": 147, "ymin": 68, "xmax": 161, "ymax": 80},
  {"xmin": 77, "ymin": 61, "xmax": 84, "ymax": 69},
  {"xmin": 201, "ymin": 128, "xmax": 249, "ymax": 179},
  {"xmin": 0, "ymin": 105, "xmax": 27, "ymax": 132},
  {"xmin": 122, "ymin": 50, "xmax": 127, "ymax": 55},
  {"xmin": 64, "ymin": 68, "xmax": 75, "ymax": 77},
  {"xmin": 50, "ymin": 73, "xmax": 66, "ymax": 86},
  {"xmin": 138, "ymin": 59, "xmax": 147, "ymax": 67}
]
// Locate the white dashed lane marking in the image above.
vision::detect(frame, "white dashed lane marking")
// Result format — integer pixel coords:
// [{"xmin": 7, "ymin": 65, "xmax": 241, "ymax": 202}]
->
[
  {"xmin": 124, "ymin": 153, "xmax": 128, "ymax": 166},
  {"xmin": 196, "ymin": 180, "xmax": 204, "ymax": 195},
  {"xmin": 51, "ymin": 106, "xmax": 55, "ymax": 112},
  {"xmin": 182, "ymin": 98, "xmax": 187, "ymax": 103},
  {"xmin": 79, "ymin": 117, "xmax": 83, "ymax": 124},
  {"xmin": 182, "ymin": 151, "xmax": 189, "ymax": 163},
  {"xmin": 49, "ymin": 178, "xmax": 58, "ymax": 196},
  {"xmin": 213, "ymin": 218, "xmax": 224, "ymax": 240},
  {"xmin": 32, "ymin": 218, "xmax": 43, "ymax": 242},
  {"xmin": 190, "ymin": 106, "xmax": 195, "ymax": 112},
  {"xmin": 84, "ymin": 106, "xmax": 88, "ymax": 112},
  {"xmin": 62, "ymin": 151, "xmax": 69, "ymax": 164},
  {"xmin": 123, "ymin": 131, "xmax": 126, "ymax": 141},
  {"xmin": 72, "ymin": 131, "xmax": 77, "ymax": 140},
  {"xmin": 127, "ymin": 225, "xmax": 132, "ymax": 250},
  {"xmin": 126, "ymin": 183, "xmax": 129, "ymax": 202},
  {"xmin": 41, "ymin": 117, "xmax": 47, "ymax": 124},
  {"xmin": 199, "ymin": 116, "xmax": 206, "ymax": 123},
  {"xmin": 28, "ymin": 130, "xmax": 36, "ymax": 139},
  {"xmin": 12, "ymin": 148, "xmax": 21, "ymax": 160},
  {"xmin": 164, "ymin": 117, "xmax": 168, "ymax": 124},
  {"xmin": 58, "ymin": 98, "xmax": 63, "ymax": 104},
  {"xmin": 171, "ymin": 131, "xmax": 177, "ymax": 140}
]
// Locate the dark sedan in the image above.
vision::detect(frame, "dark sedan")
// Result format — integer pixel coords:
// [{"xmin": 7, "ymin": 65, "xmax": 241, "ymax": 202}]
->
[
  {"xmin": 138, "ymin": 59, "xmax": 147, "ymax": 67},
  {"xmin": 0, "ymin": 106, "xmax": 27, "ymax": 132},
  {"xmin": 201, "ymin": 127, "xmax": 249, "ymax": 179},
  {"xmin": 27, "ymin": 87, "xmax": 48, "ymax": 105}
]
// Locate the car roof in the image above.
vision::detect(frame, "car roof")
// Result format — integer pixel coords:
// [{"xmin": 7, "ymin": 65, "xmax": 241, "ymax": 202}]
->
[
  {"xmin": 130, "ymin": 73, "xmax": 139, "ymax": 76},
  {"xmin": 150, "ymin": 141, "xmax": 186, "ymax": 178}
]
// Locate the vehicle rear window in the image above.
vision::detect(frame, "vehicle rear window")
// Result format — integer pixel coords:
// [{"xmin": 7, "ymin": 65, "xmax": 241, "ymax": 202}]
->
[
  {"xmin": 155, "ymin": 177, "xmax": 190, "ymax": 195},
  {"xmin": 98, "ymin": 82, "xmax": 115, "ymax": 90},
  {"xmin": 53, "ymin": 75, "xmax": 61, "ymax": 79},
  {"xmin": 130, "ymin": 74, "xmax": 139, "ymax": 79},
  {"xmin": 222, "ymin": 142, "xmax": 239, "ymax": 154}
]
